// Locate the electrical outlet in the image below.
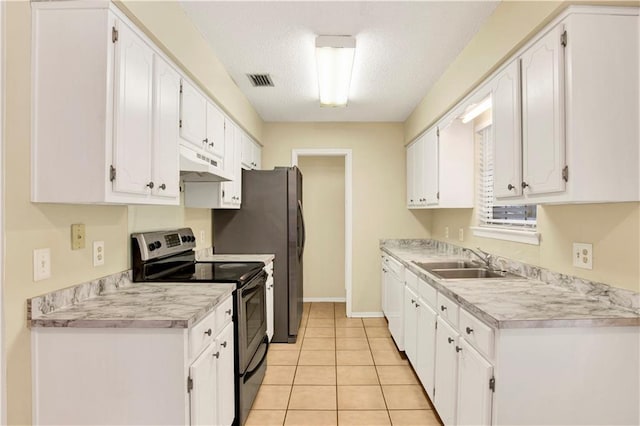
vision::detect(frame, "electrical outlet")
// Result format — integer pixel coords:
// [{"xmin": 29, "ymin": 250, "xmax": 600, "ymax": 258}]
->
[
  {"xmin": 458, "ymin": 228, "xmax": 464, "ymax": 242},
  {"xmin": 444, "ymin": 227, "xmax": 449, "ymax": 239},
  {"xmin": 572, "ymin": 242, "xmax": 593, "ymax": 270},
  {"xmin": 200, "ymin": 230, "xmax": 206, "ymax": 246},
  {"xmin": 33, "ymin": 248, "xmax": 51, "ymax": 281},
  {"xmin": 93, "ymin": 241, "xmax": 105, "ymax": 266},
  {"xmin": 71, "ymin": 223, "xmax": 86, "ymax": 250}
]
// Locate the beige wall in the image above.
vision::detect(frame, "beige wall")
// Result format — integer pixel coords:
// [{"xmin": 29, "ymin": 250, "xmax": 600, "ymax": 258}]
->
[
  {"xmin": 262, "ymin": 123, "xmax": 432, "ymax": 313},
  {"xmin": 4, "ymin": 1, "xmax": 261, "ymax": 423},
  {"xmin": 298, "ymin": 156, "xmax": 346, "ymax": 300}
]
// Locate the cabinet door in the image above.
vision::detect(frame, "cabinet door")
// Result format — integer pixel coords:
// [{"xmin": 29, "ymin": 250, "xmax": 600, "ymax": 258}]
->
[
  {"xmin": 492, "ymin": 60, "xmax": 522, "ymax": 199},
  {"xmin": 233, "ymin": 128, "xmax": 243, "ymax": 204},
  {"xmin": 521, "ymin": 25, "xmax": 566, "ymax": 195},
  {"xmin": 216, "ymin": 322, "xmax": 235, "ymax": 426},
  {"xmin": 206, "ymin": 103, "xmax": 226, "ymax": 160},
  {"xmin": 189, "ymin": 342, "xmax": 218, "ymax": 426},
  {"xmin": 112, "ymin": 20, "xmax": 153, "ymax": 195},
  {"xmin": 456, "ymin": 339, "xmax": 494, "ymax": 426},
  {"xmin": 266, "ymin": 274, "xmax": 274, "ymax": 341},
  {"xmin": 406, "ymin": 143, "xmax": 416, "ymax": 207},
  {"xmin": 252, "ymin": 141, "xmax": 262, "ymax": 170},
  {"xmin": 381, "ymin": 258, "xmax": 389, "ymax": 317},
  {"xmin": 152, "ymin": 56, "xmax": 180, "ymax": 199},
  {"xmin": 220, "ymin": 121, "xmax": 236, "ymax": 207},
  {"xmin": 416, "ymin": 300, "xmax": 437, "ymax": 400},
  {"xmin": 241, "ymin": 134, "xmax": 252, "ymax": 169},
  {"xmin": 423, "ymin": 128, "xmax": 439, "ymax": 205},
  {"xmin": 434, "ymin": 317, "xmax": 459, "ymax": 426},
  {"xmin": 387, "ymin": 272, "xmax": 404, "ymax": 351},
  {"xmin": 403, "ymin": 286, "xmax": 418, "ymax": 364},
  {"xmin": 180, "ymin": 80, "xmax": 207, "ymax": 150}
]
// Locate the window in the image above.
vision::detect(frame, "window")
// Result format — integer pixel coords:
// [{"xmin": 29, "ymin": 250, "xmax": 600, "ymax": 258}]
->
[{"xmin": 473, "ymin": 125, "xmax": 540, "ymax": 244}]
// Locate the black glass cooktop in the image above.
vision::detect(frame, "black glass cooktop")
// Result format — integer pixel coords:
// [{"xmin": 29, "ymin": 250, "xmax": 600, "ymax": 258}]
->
[{"xmin": 156, "ymin": 261, "xmax": 265, "ymax": 284}]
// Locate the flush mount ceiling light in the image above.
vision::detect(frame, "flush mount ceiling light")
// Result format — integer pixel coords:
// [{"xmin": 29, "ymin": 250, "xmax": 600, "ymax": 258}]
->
[
  {"xmin": 461, "ymin": 96, "xmax": 492, "ymax": 124},
  {"xmin": 315, "ymin": 35, "xmax": 356, "ymax": 107}
]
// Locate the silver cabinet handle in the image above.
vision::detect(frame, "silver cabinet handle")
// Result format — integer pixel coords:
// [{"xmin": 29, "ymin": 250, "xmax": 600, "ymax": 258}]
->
[
  {"xmin": 225, "ymin": 309, "xmax": 232, "ymax": 315},
  {"xmin": 204, "ymin": 329, "xmax": 212, "ymax": 336},
  {"xmin": 466, "ymin": 327, "xmax": 474, "ymax": 334},
  {"xmin": 146, "ymin": 182, "xmax": 154, "ymax": 189},
  {"xmin": 411, "ymin": 299, "xmax": 415, "ymax": 304},
  {"xmin": 522, "ymin": 181, "xmax": 529, "ymax": 189},
  {"xmin": 456, "ymin": 346, "xmax": 463, "ymax": 353},
  {"xmin": 159, "ymin": 183, "xmax": 166, "ymax": 190},
  {"xmin": 447, "ymin": 337, "xmax": 454, "ymax": 344},
  {"xmin": 203, "ymin": 138, "xmax": 208, "ymax": 145},
  {"xmin": 441, "ymin": 305, "xmax": 447, "ymax": 311},
  {"xmin": 221, "ymin": 341, "xmax": 227, "ymax": 348},
  {"xmin": 213, "ymin": 351, "xmax": 220, "ymax": 359},
  {"xmin": 507, "ymin": 184, "xmax": 515, "ymax": 191}
]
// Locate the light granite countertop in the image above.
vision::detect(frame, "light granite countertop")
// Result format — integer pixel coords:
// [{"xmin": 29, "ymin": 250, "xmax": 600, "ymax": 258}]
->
[
  {"xmin": 381, "ymin": 241, "xmax": 639, "ymax": 329},
  {"xmin": 29, "ymin": 282, "xmax": 235, "ymax": 329}
]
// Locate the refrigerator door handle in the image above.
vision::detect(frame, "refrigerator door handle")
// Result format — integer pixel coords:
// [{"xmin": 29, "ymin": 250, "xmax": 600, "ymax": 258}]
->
[{"xmin": 297, "ymin": 200, "xmax": 306, "ymax": 259}]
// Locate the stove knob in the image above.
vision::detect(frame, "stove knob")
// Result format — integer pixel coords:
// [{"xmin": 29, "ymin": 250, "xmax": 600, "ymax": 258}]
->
[
  {"xmin": 191, "ymin": 236, "xmax": 197, "ymax": 243},
  {"xmin": 181, "ymin": 235, "xmax": 187, "ymax": 243},
  {"xmin": 154, "ymin": 241, "xmax": 162, "ymax": 249},
  {"xmin": 148, "ymin": 243, "xmax": 156, "ymax": 251}
]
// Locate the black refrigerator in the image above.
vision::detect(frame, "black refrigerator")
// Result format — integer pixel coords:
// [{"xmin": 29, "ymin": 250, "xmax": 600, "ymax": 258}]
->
[{"xmin": 213, "ymin": 167, "xmax": 305, "ymax": 343}]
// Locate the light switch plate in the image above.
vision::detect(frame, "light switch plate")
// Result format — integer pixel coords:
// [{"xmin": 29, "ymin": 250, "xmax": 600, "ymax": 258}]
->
[
  {"xmin": 93, "ymin": 241, "xmax": 105, "ymax": 266},
  {"xmin": 572, "ymin": 242, "xmax": 593, "ymax": 270},
  {"xmin": 458, "ymin": 228, "xmax": 464, "ymax": 242},
  {"xmin": 444, "ymin": 227, "xmax": 449, "ymax": 239},
  {"xmin": 33, "ymin": 248, "xmax": 51, "ymax": 281},
  {"xmin": 71, "ymin": 223, "xmax": 86, "ymax": 250}
]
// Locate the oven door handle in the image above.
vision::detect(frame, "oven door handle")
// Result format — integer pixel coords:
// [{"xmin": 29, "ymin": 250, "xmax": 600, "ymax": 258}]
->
[
  {"xmin": 241, "ymin": 271, "xmax": 267, "ymax": 295},
  {"xmin": 243, "ymin": 336, "xmax": 269, "ymax": 384}
]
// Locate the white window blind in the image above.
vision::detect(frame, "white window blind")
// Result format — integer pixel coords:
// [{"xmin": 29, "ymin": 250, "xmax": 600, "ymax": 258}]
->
[{"xmin": 477, "ymin": 126, "xmax": 536, "ymax": 229}]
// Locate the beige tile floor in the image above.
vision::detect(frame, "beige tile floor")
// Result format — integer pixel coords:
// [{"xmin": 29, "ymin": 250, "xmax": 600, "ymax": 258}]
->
[{"xmin": 246, "ymin": 302, "xmax": 444, "ymax": 426}]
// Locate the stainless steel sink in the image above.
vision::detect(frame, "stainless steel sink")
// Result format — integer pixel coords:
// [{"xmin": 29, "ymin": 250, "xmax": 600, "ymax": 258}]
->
[
  {"xmin": 413, "ymin": 261, "xmax": 480, "ymax": 271},
  {"xmin": 430, "ymin": 268, "xmax": 522, "ymax": 280}
]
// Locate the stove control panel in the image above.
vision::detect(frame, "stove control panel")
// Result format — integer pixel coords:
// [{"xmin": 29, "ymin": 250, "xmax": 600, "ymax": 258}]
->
[{"xmin": 131, "ymin": 228, "xmax": 197, "ymax": 261}]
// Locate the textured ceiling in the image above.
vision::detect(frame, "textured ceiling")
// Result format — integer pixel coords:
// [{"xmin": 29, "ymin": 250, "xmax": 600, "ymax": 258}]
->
[{"xmin": 179, "ymin": 1, "xmax": 499, "ymax": 122}]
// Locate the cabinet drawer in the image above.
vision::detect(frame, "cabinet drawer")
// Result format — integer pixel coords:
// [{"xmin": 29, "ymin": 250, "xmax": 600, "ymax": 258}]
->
[
  {"xmin": 189, "ymin": 310, "xmax": 216, "ymax": 361},
  {"xmin": 215, "ymin": 295, "xmax": 234, "ymax": 334},
  {"xmin": 405, "ymin": 269, "xmax": 418, "ymax": 292},
  {"xmin": 436, "ymin": 293, "xmax": 459, "ymax": 328},
  {"xmin": 417, "ymin": 277, "xmax": 437, "ymax": 308},
  {"xmin": 459, "ymin": 308, "xmax": 494, "ymax": 360},
  {"xmin": 385, "ymin": 255, "xmax": 404, "ymax": 278}
]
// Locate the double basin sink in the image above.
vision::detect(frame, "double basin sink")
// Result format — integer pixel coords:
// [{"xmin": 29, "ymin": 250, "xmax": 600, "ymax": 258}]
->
[{"xmin": 413, "ymin": 260, "xmax": 523, "ymax": 280}]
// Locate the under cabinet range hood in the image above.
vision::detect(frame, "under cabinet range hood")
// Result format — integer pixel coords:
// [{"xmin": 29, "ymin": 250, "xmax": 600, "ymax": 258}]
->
[{"xmin": 179, "ymin": 145, "xmax": 232, "ymax": 182}]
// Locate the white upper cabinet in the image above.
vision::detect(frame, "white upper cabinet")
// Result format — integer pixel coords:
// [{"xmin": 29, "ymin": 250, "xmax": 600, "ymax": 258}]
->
[
  {"xmin": 241, "ymin": 134, "xmax": 262, "ymax": 170},
  {"xmin": 489, "ymin": 10, "xmax": 639, "ymax": 204},
  {"xmin": 206, "ymin": 102, "xmax": 226, "ymax": 160},
  {"xmin": 520, "ymin": 24, "xmax": 566, "ymax": 196},
  {"xmin": 180, "ymin": 80, "xmax": 208, "ymax": 151},
  {"xmin": 406, "ymin": 113, "xmax": 474, "ymax": 210},
  {"xmin": 31, "ymin": 3, "xmax": 179, "ymax": 205},
  {"xmin": 112, "ymin": 20, "xmax": 154, "ymax": 196},
  {"xmin": 152, "ymin": 56, "xmax": 181, "ymax": 199},
  {"xmin": 492, "ymin": 60, "xmax": 522, "ymax": 199}
]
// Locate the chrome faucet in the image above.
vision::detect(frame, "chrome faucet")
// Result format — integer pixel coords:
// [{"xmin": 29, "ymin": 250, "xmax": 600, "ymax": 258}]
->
[{"xmin": 463, "ymin": 247, "xmax": 493, "ymax": 269}]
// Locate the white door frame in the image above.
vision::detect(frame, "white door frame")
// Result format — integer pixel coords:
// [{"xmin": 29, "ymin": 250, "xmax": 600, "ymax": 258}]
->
[
  {"xmin": 0, "ymin": 0, "xmax": 6, "ymax": 422},
  {"xmin": 291, "ymin": 149, "xmax": 353, "ymax": 317}
]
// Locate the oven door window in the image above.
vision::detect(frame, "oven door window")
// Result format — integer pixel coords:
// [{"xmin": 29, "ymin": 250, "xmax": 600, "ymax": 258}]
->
[{"xmin": 244, "ymin": 285, "xmax": 265, "ymax": 346}]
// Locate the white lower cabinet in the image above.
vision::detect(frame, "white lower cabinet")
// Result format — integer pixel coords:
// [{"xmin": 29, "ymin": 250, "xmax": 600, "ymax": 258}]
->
[
  {"xmin": 415, "ymin": 299, "xmax": 437, "ymax": 400},
  {"xmin": 265, "ymin": 261, "xmax": 275, "ymax": 341},
  {"xmin": 383, "ymin": 256, "xmax": 405, "ymax": 350},
  {"xmin": 456, "ymin": 339, "xmax": 494, "ymax": 426},
  {"xmin": 32, "ymin": 296, "xmax": 236, "ymax": 426},
  {"xmin": 403, "ymin": 285, "xmax": 418, "ymax": 363},
  {"xmin": 434, "ymin": 317, "xmax": 460, "ymax": 426}
]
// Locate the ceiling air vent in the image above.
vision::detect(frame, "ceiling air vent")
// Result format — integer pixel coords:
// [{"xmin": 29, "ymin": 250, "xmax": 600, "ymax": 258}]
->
[{"xmin": 247, "ymin": 74, "xmax": 274, "ymax": 87}]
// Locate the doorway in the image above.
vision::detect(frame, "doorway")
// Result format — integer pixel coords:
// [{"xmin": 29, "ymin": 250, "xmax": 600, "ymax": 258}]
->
[
  {"xmin": 298, "ymin": 156, "xmax": 345, "ymax": 302},
  {"xmin": 291, "ymin": 149, "xmax": 353, "ymax": 317}
]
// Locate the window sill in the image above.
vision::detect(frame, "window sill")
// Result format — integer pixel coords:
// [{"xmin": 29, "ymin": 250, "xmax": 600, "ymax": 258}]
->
[{"xmin": 470, "ymin": 226, "xmax": 540, "ymax": 245}]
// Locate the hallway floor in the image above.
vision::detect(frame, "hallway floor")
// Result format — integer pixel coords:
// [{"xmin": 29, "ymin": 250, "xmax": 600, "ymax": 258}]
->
[{"xmin": 246, "ymin": 302, "xmax": 443, "ymax": 425}]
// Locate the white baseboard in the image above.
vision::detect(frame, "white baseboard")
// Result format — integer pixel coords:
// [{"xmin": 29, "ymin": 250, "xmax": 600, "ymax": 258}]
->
[
  {"xmin": 350, "ymin": 311, "xmax": 384, "ymax": 318},
  {"xmin": 303, "ymin": 297, "xmax": 346, "ymax": 303}
]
